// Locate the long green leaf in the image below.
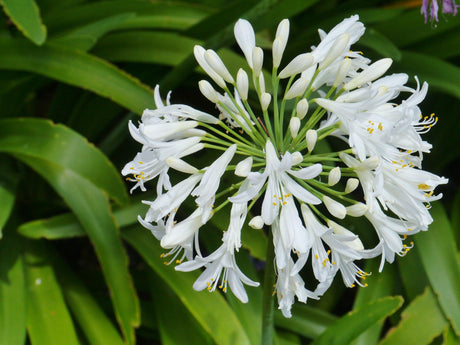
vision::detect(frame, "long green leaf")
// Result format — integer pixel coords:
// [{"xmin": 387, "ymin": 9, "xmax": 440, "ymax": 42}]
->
[
  {"xmin": 359, "ymin": 28, "xmax": 401, "ymax": 61},
  {"xmin": 0, "ymin": 156, "xmax": 18, "ymax": 238},
  {"xmin": 415, "ymin": 203, "xmax": 460, "ymax": 335},
  {"xmin": 0, "ymin": 227, "xmax": 26, "ymax": 345},
  {"xmin": 396, "ymin": 51, "xmax": 460, "ymax": 101},
  {"xmin": 0, "ymin": 118, "xmax": 127, "ymax": 204},
  {"xmin": 122, "ymin": 225, "xmax": 252, "ymax": 345},
  {"xmin": 379, "ymin": 288, "xmax": 447, "ymax": 345},
  {"xmin": 55, "ymin": 252, "xmax": 125, "ymax": 345},
  {"xmin": 0, "ymin": 38, "xmax": 155, "ymax": 115},
  {"xmin": 310, "ymin": 296, "xmax": 403, "ymax": 345},
  {"xmin": 23, "ymin": 240, "xmax": 80, "ymax": 345},
  {"xmin": 275, "ymin": 304, "xmax": 337, "ymax": 339},
  {"xmin": 18, "ymin": 193, "xmax": 150, "ymax": 239},
  {"xmin": 352, "ymin": 260, "xmax": 396, "ymax": 345},
  {"xmin": 148, "ymin": 270, "xmax": 213, "ymax": 345},
  {"xmin": 0, "ymin": 0, "xmax": 47, "ymax": 45},
  {"xmin": 16, "ymin": 154, "xmax": 140, "ymax": 344}
]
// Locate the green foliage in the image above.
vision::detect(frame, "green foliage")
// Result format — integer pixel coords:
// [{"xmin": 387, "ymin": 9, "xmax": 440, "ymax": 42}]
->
[{"xmin": 0, "ymin": 0, "xmax": 459, "ymax": 344}]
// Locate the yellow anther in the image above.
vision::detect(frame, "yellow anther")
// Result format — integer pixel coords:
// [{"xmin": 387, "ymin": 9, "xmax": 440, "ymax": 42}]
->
[
  {"xmin": 223, "ymin": 287, "xmax": 227, "ymax": 292},
  {"xmin": 282, "ymin": 201, "xmax": 287, "ymax": 205},
  {"xmin": 278, "ymin": 197, "xmax": 282, "ymax": 200},
  {"xmin": 403, "ymin": 234, "xmax": 407, "ymax": 239},
  {"xmin": 364, "ymin": 283, "xmax": 368, "ymax": 287},
  {"xmin": 130, "ymin": 167, "xmax": 134, "ymax": 170},
  {"xmin": 332, "ymin": 261, "xmax": 336, "ymax": 265},
  {"xmin": 408, "ymin": 228, "xmax": 413, "ymax": 231},
  {"xmin": 350, "ymin": 284, "xmax": 355, "ymax": 288},
  {"xmin": 315, "ymin": 254, "xmax": 319, "ymax": 259},
  {"xmin": 327, "ymin": 250, "xmax": 331, "ymax": 255},
  {"xmin": 139, "ymin": 161, "xmax": 144, "ymax": 164},
  {"xmin": 273, "ymin": 194, "xmax": 277, "ymax": 198},
  {"xmin": 273, "ymin": 202, "xmax": 277, "ymax": 206},
  {"xmin": 378, "ymin": 123, "xmax": 383, "ymax": 131}
]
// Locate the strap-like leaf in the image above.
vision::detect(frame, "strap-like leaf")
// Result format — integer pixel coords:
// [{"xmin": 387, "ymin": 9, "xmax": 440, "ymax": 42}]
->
[
  {"xmin": 0, "ymin": 0, "xmax": 47, "ymax": 45},
  {"xmin": 0, "ymin": 38, "xmax": 155, "ymax": 115}
]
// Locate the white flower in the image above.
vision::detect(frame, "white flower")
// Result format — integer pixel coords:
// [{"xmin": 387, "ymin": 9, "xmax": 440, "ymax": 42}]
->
[{"xmin": 124, "ymin": 15, "xmax": 446, "ymax": 315}]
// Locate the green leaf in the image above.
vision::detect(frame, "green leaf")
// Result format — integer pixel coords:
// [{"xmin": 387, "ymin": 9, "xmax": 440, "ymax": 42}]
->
[
  {"xmin": 43, "ymin": 0, "xmax": 212, "ymax": 33},
  {"xmin": 23, "ymin": 240, "xmax": 80, "ymax": 345},
  {"xmin": 379, "ymin": 288, "xmax": 447, "ymax": 345},
  {"xmin": 51, "ymin": 13, "xmax": 136, "ymax": 51},
  {"xmin": 122, "ymin": 225, "xmax": 252, "ymax": 345},
  {"xmin": 442, "ymin": 327, "xmax": 460, "ymax": 345},
  {"xmin": 275, "ymin": 304, "xmax": 337, "ymax": 339},
  {"xmin": 0, "ymin": 118, "xmax": 127, "ymax": 204},
  {"xmin": 351, "ymin": 260, "xmax": 396, "ymax": 345},
  {"xmin": 0, "ymin": 228, "xmax": 26, "ymax": 345},
  {"xmin": 18, "ymin": 193, "xmax": 150, "ymax": 239},
  {"xmin": 16, "ymin": 155, "xmax": 140, "ymax": 344},
  {"xmin": 310, "ymin": 296, "xmax": 403, "ymax": 345},
  {"xmin": 415, "ymin": 202, "xmax": 460, "ymax": 335},
  {"xmin": 0, "ymin": 38, "xmax": 155, "ymax": 115},
  {"xmin": 148, "ymin": 270, "xmax": 214, "ymax": 345},
  {"xmin": 0, "ymin": 0, "xmax": 47, "ymax": 45},
  {"xmin": 55, "ymin": 253, "xmax": 125, "ymax": 345},
  {"xmin": 359, "ymin": 28, "xmax": 401, "ymax": 61},
  {"xmin": 396, "ymin": 51, "xmax": 460, "ymax": 101},
  {"xmin": 0, "ymin": 156, "xmax": 19, "ymax": 238}
]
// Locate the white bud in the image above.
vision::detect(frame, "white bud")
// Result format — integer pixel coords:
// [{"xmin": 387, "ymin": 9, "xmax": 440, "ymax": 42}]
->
[
  {"xmin": 279, "ymin": 53, "xmax": 314, "ymax": 79},
  {"xmin": 252, "ymin": 47, "xmax": 264, "ymax": 77},
  {"xmin": 289, "ymin": 117, "xmax": 300, "ymax": 138},
  {"xmin": 236, "ymin": 69, "xmax": 249, "ymax": 101},
  {"xmin": 166, "ymin": 157, "xmax": 198, "ymax": 174},
  {"xmin": 284, "ymin": 76, "xmax": 309, "ymax": 100},
  {"xmin": 306, "ymin": 129, "xmax": 317, "ymax": 152},
  {"xmin": 319, "ymin": 33, "xmax": 350, "ymax": 70},
  {"xmin": 327, "ymin": 220, "xmax": 364, "ymax": 251},
  {"xmin": 333, "ymin": 58, "xmax": 351, "ymax": 87},
  {"xmin": 234, "ymin": 19, "xmax": 256, "ymax": 68},
  {"xmin": 235, "ymin": 157, "xmax": 253, "ymax": 177},
  {"xmin": 345, "ymin": 178, "xmax": 359, "ymax": 193},
  {"xmin": 258, "ymin": 70, "xmax": 266, "ymax": 94},
  {"xmin": 273, "ymin": 19, "xmax": 289, "ymax": 67},
  {"xmin": 205, "ymin": 49, "xmax": 234, "ymax": 84},
  {"xmin": 272, "ymin": 37, "xmax": 285, "ymax": 68},
  {"xmin": 249, "ymin": 216, "xmax": 264, "ymax": 229},
  {"xmin": 346, "ymin": 203, "xmax": 368, "ymax": 217},
  {"xmin": 193, "ymin": 45, "xmax": 226, "ymax": 88},
  {"xmin": 344, "ymin": 58, "xmax": 393, "ymax": 90},
  {"xmin": 291, "ymin": 151, "xmax": 303, "ymax": 165},
  {"xmin": 296, "ymin": 99, "xmax": 309, "ymax": 119},
  {"xmin": 328, "ymin": 167, "xmax": 341, "ymax": 186},
  {"xmin": 198, "ymin": 80, "xmax": 219, "ymax": 103},
  {"xmin": 323, "ymin": 196, "xmax": 346, "ymax": 219},
  {"xmin": 261, "ymin": 92, "xmax": 271, "ymax": 111}
]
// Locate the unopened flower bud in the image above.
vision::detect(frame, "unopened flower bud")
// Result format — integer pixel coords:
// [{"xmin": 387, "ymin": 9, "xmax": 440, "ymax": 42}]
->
[
  {"xmin": 334, "ymin": 58, "xmax": 351, "ymax": 87},
  {"xmin": 261, "ymin": 92, "xmax": 271, "ymax": 111},
  {"xmin": 362, "ymin": 156, "xmax": 380, "ymax": 170},
  {"xmin": 249, "ymin": 216, "xmax": 264, "ymax": 229},
  {"xmin": 328, "ymin": 167, "xmax": 341, "ymax": 186},
  {"xmin": 306, "ymin": 129, "xmax": 317, "ymax": 152},
  {"xmin": 166, "ymin": 157, "xmax": 198, "ymax": 174},
  {"xmin": 296, "ymin": 99, "xmax": 309, "ymax": 119},
  {"xmin": 194, "ymin": 45, "xmax": 226, "ymax": 88},
  {"xmin": 344, "ymin": 58, "xmax": 393, "ymax": 90},
  {"xmin": 285, "ymin": 76, "xmax": 309, "ymax": 100},
  {"xmin": 279, "ymin": 53, "xmax": 314, "ymax": 79},
  {"xmin": 291, "ymin": 151, "xmax": 303, "ymax": 165},
  {"xmin": 346, "ymin": 203, "xmax": 368, "ymax": 217},
  {"xmin": 205, "ymin": 49, "xmax": 234, "ymax": 84},
  {"xmin": 252, "ymin": 47, "xmax": 264, "ymax": 77},
  {"xmin": 328, "ymin": 220, "xmax": 364, "ymax": 251},
  {"xmin": 323, "ymin": 196, "xmax": 346, "ymax": 219},
  {"xmin": 345, "ymin": 178, "xmax": 359, "ymax": 193},
  {"xmin": 235, "ymin": 157, "xmax": 253, "ymax": 177},
  {"xmin": 289, "ymin": 117, "xmax": 300, "ymax": 138},
  {"xmin": 199, "ymin": 80, "xmax": 219, "ymax": 103},
  {"xmin": 272, "ymin": 37, "xmax": 285, "ymax": 69},
  {"xmin": 236, "ymin": 68, "xmax": 249, "ymax": 101},
  {"xmin": 259, "ymin": 73, "xmax": 266, "ymax": 94},
  {"xmin": 319, "ymin": 33, "xmax": 350, "ymax": 70}
]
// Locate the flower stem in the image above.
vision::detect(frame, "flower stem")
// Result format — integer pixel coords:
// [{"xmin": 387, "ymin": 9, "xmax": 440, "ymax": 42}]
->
[{"xmin": 261, "ymin": 230, "xmax": 276, "ymax": 345}]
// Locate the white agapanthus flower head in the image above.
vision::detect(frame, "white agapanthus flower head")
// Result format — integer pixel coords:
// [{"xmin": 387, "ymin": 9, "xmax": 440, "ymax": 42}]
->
[{"xmin": 123, "ymin": 15, "xmax": 447, "ymax": 317}]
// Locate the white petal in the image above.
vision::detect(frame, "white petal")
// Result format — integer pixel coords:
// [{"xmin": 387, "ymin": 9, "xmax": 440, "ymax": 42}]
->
[{"xmin": 234, "ymin": 19, "xmax": 256, "ymax": 68}]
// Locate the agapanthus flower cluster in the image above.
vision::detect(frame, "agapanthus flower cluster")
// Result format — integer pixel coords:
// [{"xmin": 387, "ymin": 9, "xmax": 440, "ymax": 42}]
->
[
  {"xmin": 123, "ymin": 15, "xmax": 448, "ymax": 317},
  {"xmin": 421, "ymin": 0, "xmax": 458, "ymax": 22}
]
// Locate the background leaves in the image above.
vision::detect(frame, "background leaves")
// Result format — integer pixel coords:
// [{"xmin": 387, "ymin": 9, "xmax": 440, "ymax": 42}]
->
[{"xmin": 0, "ymin": 0, "xmax": 459, "ymax": 344}]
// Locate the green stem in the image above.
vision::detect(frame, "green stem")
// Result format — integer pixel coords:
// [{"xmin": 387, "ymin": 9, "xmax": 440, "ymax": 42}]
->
[{"xmin": 261, "ymin": 230, "xmax": 276, "ymax": 345}]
